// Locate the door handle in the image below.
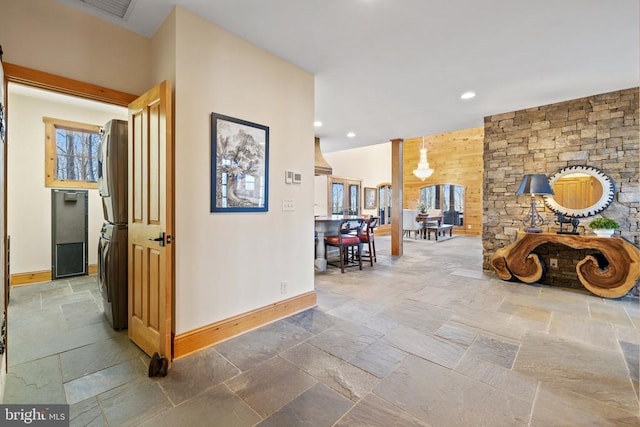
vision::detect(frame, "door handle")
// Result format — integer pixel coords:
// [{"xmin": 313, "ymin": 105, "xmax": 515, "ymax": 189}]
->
[{"xmin": 148, "ymin": 232, "xmax": 165, "ymax": 247}]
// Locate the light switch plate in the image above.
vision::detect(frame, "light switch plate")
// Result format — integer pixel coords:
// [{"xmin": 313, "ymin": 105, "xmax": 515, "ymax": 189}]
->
[{"xmin": 282, "ymin": 199, "xmax": 294, "ymax": 211}]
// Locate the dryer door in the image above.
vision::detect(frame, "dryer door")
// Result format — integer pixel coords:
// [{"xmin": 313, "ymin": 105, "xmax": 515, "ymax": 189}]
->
[{"xmin": 98, "ymin": 234, "xmax": 110, "ymax": 302}]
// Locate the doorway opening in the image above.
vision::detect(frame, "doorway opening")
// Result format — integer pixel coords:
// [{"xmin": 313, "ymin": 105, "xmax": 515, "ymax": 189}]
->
[
  {"xmin": 3, "ymin": 75, "xmax": 131, "ymax": 394},
  {"xmin": 7, "ymin": 82, "xmax": 127, "ymax": 287}
]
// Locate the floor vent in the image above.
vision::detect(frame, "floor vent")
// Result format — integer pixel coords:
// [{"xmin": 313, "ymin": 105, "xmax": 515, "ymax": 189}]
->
[{"xmin": 81, "ymin": 0, "xmax": 133, "ymax": 19}]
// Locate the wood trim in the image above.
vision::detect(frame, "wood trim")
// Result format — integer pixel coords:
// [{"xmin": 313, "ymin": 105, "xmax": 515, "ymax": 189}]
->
[
  {"xmin": 11, "ymin": 264, "xmax": 97, "ymax": 286},
  {"xmin": 3, "ymin": 63, "xmax": 137, "ymax": 107},
  {"xmin": 173, "ymin": 291, "xmax": 317, "ymax": 360},
  {"xmin": 10, "ymin": 270, "xmax": 51, "ymax": 286},
  {"xmin": 43, "ymin": 117, "xmax": 101, "ymax": 189},
  {"xmin": 375, "ymin": 224, "xmax": 391, "ymax": 235}
]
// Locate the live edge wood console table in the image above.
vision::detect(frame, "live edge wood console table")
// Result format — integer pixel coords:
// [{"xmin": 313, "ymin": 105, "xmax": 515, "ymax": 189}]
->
[{"xmin": 490, "ymin": 232, "xmax": 640, "ymax": 298}]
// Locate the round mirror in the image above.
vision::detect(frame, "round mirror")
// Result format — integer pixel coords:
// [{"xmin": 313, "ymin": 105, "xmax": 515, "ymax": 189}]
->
[{"xmin": 543, "ymin": 165, "xmax": 615, "ymax": 218}]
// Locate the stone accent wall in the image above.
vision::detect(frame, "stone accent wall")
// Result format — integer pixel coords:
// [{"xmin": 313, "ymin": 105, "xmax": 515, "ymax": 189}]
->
[{"xmin": 483, "ymin": 87, "xmax": 639, "ymax": 288}]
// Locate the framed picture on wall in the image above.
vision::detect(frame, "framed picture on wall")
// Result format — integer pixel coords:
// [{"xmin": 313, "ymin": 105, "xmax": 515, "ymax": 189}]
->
[
  {"xmin": 364, "ymin": 187, "xmax": 377, "ymax": 209},
  {"xmin": 211, "ymin": 113, "xmax": 269, "ymax": 212}
]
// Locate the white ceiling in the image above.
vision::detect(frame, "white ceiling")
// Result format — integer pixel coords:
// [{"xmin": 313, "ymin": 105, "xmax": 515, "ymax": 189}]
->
[{"xmin": 57, "ymin": 0, "xmax": 639, "ymax": 152}]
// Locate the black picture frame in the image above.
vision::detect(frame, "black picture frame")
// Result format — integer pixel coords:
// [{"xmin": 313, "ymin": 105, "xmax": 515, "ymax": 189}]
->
[{"xmin": 211, "ymin": 113, "xmax": 269, "ymax": 212}]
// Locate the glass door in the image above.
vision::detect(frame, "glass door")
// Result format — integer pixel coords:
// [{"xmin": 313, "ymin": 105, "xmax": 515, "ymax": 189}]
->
[
  {"xmin": 328, "ymin": 176, "xmax": 361, "ymax": 216},
  {"xmin": 331, "ymin": 182, "xmax": 345, "ymax": 215},
  {"xmin": 378, "ymin": 184, "xmax": 392, "ymax": 225},
  {"xmin": 348, "ymin": 184, "xmax": 360, "ymax": 215}
]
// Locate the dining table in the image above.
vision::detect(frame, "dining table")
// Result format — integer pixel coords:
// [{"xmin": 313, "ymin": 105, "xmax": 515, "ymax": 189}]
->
[
  {"xmin": 415, "ymin": 213, "xmax": 443, "ymax": 239},
  {"xmin": 314, "ymin": 215, "xmax": 362, "ymax": 272}
]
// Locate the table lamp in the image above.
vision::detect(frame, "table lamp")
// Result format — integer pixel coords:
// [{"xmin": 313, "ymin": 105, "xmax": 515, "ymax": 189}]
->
[{"xmin": 516, "ymin": 174, "xmax": 554, "ymax": 233}]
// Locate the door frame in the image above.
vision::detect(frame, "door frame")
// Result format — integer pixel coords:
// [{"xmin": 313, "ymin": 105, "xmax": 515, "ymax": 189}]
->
[
  {"xmin": 1, "ymin": 63, "xmax": 142, "ymax": 363},
  {"xmin": 3, "ymin": 63, "xmax": 136, "ymax": 107}
]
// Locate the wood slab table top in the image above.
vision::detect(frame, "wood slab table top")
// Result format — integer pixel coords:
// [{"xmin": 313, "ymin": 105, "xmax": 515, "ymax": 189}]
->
[{"xmin": 490, "ymin": 232, "xmax": 640, "ymax": 298}]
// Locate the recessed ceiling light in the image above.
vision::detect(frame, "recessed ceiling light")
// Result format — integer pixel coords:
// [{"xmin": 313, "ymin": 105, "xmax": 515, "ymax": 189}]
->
[
  {"xmin": 461, "ymin": 91, "xmax": 476, "ymax": 100},
  {"xmin": 314, "ymin": 121, "xmax": 323, "ymax": 127},
  {"xmin": 347, "ymin": 132, "xmax": 356, "ymax": 138}
]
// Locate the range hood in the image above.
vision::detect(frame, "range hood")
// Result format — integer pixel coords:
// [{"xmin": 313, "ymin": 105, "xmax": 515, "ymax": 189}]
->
[{"xmin": 314, "ymin": 137, "xmax": 333, "ymax": 176}]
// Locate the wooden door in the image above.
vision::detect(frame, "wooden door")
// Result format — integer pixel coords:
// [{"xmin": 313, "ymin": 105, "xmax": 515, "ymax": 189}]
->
[
  {"xmin": 1, "ymin": 56, "xmax": 7, "ymax": 374},
  {"xmin": 128, "ymin": 81, "xmax": 173, "ymax": 362}
]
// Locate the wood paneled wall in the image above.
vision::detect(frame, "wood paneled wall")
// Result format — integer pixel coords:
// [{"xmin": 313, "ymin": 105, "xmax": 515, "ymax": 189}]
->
[{"xmin": 403, "ymin": 127, "xmax": 484, "ymax": 235}]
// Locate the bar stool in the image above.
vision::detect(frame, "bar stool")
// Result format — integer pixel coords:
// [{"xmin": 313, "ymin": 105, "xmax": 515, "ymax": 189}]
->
[
  {"xmin": 360, "ymin": 217, "xmax": 378, "ymax": 265},
  {"xmin": 324, "ymin": 218, "xmax": 365, "ymax": 273}
]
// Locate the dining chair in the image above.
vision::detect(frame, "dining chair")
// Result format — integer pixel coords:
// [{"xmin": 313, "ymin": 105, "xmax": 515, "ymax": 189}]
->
[
  {"xmin": 427, "ymin": 209, "xmax": 442, "ymax": 220},
  {"xmin": 360, "ymin": 216, "xmax": 378, "ymax": 265},
  {"xmin": 425, "ymin": 208, "xmax": 441, "ymax": 228},
  {"xmin": 324, "ymin": 218, "xmax": 366, "ymax": 273},
  {"xmin": 402, "ymin": 209, "xmax": 420, "ymax": 239}
]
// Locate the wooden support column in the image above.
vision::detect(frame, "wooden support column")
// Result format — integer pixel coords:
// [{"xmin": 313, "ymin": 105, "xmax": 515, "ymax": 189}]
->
[{"xmin": 391, "ymin": 138, "xmax": 403, "ymax": 256}]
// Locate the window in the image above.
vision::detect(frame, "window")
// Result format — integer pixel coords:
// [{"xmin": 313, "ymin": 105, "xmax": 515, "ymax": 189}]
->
[
  {"xmin": 348, "ymin": 184, "xmax": 360, "ymax": 215},
  {"xmin": 44, "ymin": 117, "xmax": 102, "ymax": 189},
  {"xmin": 331, "ymin": 182, "xmax": 345, "ymax": 214},
  {"xmin": 422, "ymin": 185, "xmax": 439, "ymax": 210},
  {"xmin": 378, "ymin": 184, "xmax": 392, "ymax": 225},
  {"xmin": 419, "ymin": 184, "xmax": 465, "ymax": 226}
]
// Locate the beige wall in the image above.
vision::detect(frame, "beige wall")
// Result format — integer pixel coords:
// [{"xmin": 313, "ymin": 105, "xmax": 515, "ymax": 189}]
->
[
  {"xmin": 150, "ymin": 9, "xmax": 177, "ymax": 87},
  {"xmin": 2, "ymin": 3, "xmax": 315, "ymax": 337},
  {"xmin": 7, "ymin": 88, "xmax": 127, "ymax": 273},
  {"xmin": 0, "ymin": 0, "xmax": 151, "ymax": 95},
  {"xmin": 322, "ymin": 143, "xmax": 392, "ymax": 217},
  {"xmin": 152, "ymin": 8, "xmax": 315, "ymax": 334}
]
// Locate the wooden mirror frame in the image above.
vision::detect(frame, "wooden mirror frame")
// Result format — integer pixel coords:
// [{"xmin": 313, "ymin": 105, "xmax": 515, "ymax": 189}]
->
[{"xmin": 543, "ymin": 165, "xmax": 616, "ymax": 218}]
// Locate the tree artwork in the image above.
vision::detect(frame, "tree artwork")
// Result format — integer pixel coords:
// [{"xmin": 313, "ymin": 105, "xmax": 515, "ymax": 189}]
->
[{"xmin": 211, "ymin": 114, "xmax": 269, "ymax": 212}]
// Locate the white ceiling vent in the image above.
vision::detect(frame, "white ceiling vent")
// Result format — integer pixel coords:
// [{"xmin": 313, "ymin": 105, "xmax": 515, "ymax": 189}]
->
[{"xmin": 81, "ymin": 0, "xmax": 134, "ymax": 20}]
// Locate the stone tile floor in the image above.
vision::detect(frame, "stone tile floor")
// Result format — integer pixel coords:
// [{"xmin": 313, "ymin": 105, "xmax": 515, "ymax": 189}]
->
[{"xmin": 4, "ymin": 235, "xmax": 640, "ymax": 426}]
